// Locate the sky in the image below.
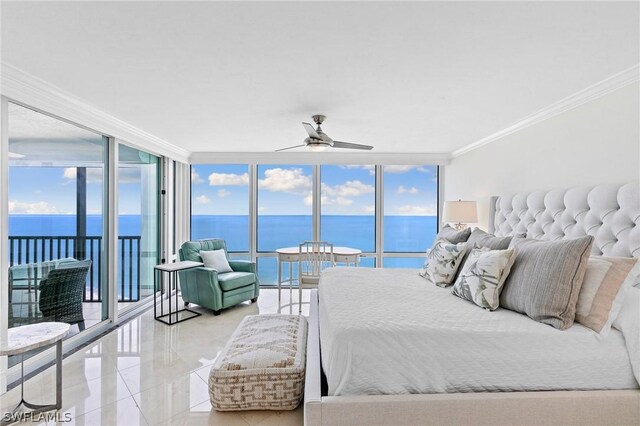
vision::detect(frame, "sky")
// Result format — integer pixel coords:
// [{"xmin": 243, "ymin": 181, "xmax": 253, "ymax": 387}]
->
[
  {"xmin": 191, "ymin": 164, "xmax": 438, "ymax": 216},
  {"xmin": 8, "ymin": 165, "xmax": 148, "ymax": 217}
]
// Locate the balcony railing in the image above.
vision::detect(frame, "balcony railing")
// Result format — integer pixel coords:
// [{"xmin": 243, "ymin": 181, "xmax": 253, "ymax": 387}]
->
[{"xmin": 8, "ymin": 235, "xmax": 141, "ymax": 302}]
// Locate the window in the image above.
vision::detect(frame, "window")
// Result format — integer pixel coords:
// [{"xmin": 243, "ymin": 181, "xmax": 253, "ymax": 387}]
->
[
  {"xmin": 383, "ymin": 165, "xmax": 438, "ymax": 253},
  {"xmin": 7, "ymin": 102, "xmax": 108, "ymax": 365},
  {"xmin": 191, "ymin": 164, "xmax": 249, "ymax": 252},
  {"xmin": 257, "ymin": 165, "xmax": 312, "ymax": 252},
  {"xmin": 320, "ymin": 165, "xmax": 375, "ymax": 252},
  {"xmin": 188, "ymin": 163, "xmax": 439, "ymax": 283}
]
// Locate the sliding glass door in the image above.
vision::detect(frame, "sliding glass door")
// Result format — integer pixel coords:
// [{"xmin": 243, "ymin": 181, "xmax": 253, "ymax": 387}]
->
[
  {"xmin": 117, "ymin": 144, "xmax": 160, "ymax": 312},
  {"xmin": 6, "ymin": 102, "xmax": 108, "ymax": 364}
]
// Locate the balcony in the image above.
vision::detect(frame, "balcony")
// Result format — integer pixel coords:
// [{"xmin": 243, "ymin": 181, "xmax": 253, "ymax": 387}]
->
[{"xmin": 8, "ymin": 235, "xmax": 142, "ymax": 328}]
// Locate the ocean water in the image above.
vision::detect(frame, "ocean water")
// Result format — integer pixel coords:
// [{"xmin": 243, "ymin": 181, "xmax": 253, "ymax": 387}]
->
[{"xmin": 9, "ymin": 214, "xmax": 436, "ymax": 286}]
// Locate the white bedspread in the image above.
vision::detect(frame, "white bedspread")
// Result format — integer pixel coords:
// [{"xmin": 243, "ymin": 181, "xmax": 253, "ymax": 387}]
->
[{"xmin": 318, "ymin": 267, "xmax": 639, "ymax": 396}]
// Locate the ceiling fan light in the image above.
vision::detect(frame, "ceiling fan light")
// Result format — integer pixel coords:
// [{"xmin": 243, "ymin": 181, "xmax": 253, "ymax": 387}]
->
[{"xmin": 307, "ymin": 144, "xmax": 329, "ymax": 152}]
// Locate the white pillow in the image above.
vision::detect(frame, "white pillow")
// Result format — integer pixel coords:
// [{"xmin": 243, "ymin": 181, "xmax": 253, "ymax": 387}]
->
[
  {"xmin": 613, "ymin": 287, "xmax": 640, "ymax": 385},
  {"xmin": 419, "ymin": 239, "xmax": 468, "ymax": 287},
  {"xmin": 451, "ymin": 247, "xmax": 516, "ymax": 310},
  {"xmin": 200, "ymin": 249, "xmax": 233, "ymax": 273}
]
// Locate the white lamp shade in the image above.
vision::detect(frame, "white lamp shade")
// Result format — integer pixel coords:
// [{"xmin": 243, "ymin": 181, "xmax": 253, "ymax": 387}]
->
[{"xmin": 443, "ymin": 200, "xmax": 478, "ymax": 224}]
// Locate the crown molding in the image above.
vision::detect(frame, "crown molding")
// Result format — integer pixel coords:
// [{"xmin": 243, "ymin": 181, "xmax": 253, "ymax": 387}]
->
[
  {"xmin": 452, "ymin": 64, "xmax": 640, "ymax": 158},
  {"xmin": 0, "ymin": 62, "xmax": 190, "ymax": 163},
  {"xmin": 190, "ymin": 151, "xmax": 452, "ymax": 165}
]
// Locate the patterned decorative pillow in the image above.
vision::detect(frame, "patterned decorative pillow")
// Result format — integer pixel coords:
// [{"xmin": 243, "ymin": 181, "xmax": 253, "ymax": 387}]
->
[
  {"xmin": 453, "ymin": 228, "xmax": 514, "ymax": 281},
  {"xmin": 451, "ymin": 247, "xmax": 516, "ymax": 310},
  {"xmin": 419, "ymin": 239, "xmax": 468, "ymax": 287},
  {"xmin": 421, "ymin": 225, "xmax": 471, "ymax": 272}
]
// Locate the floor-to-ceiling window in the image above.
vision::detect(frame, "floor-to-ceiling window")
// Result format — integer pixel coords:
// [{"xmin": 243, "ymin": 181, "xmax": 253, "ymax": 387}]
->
[
  {"xmin": 117, "ymin": 145, "xmax": 160, "ymax": 311},
  {"xmin": 320, "ymin": 165, "xmax": 376, "ymax": 267},
  {"xmin": 257, "ymin": 164, "xmax": 313, "ymax": 284},
  {"xmin": 6, "ymin": 102, "xmax": 108, "ymax": 364},
  {"xmin": 190, "ymin": 164, "xmax": 249, "ymax": 257},
  {"xmin": 189, "ymin": 163, "xmax": 439, "ymax": 283},
  {"xmin": 383, "ymin": 165, "xmax": 439, "ymax": 267}
]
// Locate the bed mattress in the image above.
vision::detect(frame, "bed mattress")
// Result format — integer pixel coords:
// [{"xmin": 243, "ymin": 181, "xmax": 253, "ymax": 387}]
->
[{"xmin": 318, "ymin": 267, "xmax": 638, "ymax": 396}]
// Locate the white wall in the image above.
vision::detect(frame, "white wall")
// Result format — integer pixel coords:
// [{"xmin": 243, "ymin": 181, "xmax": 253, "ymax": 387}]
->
[{"xmin": 444, "ymin": 82, "xmax": 640, "ymax": 230}]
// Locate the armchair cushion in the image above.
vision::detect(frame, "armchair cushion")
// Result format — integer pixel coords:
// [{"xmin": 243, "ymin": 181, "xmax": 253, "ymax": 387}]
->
[{"xmin": 218, "ymin": 272, "xmax": 257, "ymax": 291}]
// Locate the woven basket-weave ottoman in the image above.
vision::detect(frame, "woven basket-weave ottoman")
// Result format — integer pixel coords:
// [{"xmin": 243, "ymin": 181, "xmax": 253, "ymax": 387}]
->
[{"xmin": 209, "ymin": 314, "xmax": 308, "ymax": 411}]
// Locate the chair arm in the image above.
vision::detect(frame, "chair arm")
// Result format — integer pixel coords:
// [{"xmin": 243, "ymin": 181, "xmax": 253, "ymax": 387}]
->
[
  {"xmin": 38, "ymin": 278, "xmax": 51, "ymax": 291},
  {"xmin": 181, "ymin": 267, "xmax": 220, "ymax": 287},
  {"xmin": 229, "ymin": 260, "xmax": 256, "ymax": 274}
]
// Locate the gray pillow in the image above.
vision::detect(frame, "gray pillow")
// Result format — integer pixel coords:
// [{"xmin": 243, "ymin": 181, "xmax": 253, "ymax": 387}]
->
[
  {"xmin": 466, "ymin": 228, "xmax": 513, "ymax": 250},
  {"xmin": 434, "ymin": 224, "xmax": 471, "ymax": 245},
  {"xmin": 500, "ymin": 235, "xmax": 594, "ymax": 330},
  {"xmin": 454, "ymin": 229, "xmax": 513, "ymax": 281}
]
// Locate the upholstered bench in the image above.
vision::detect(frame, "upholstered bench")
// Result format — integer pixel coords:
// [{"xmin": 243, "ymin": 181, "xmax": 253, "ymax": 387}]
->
[{"xmin": 209, "ymin": 314, "xmax": 307, "ymax": 411}]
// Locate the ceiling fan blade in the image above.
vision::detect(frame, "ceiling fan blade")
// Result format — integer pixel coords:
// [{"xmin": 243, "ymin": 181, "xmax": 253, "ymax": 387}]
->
[
  {"xmin": 302, "ymin": 122, "xmax": 320, "ymax": 139},
  {"xmin": 331, "ymin": 141, "xmax": 373, "ymax": 150},
  {"xmin": 275, "ymin": 144, "xmax": 306, "ymax": 152}
]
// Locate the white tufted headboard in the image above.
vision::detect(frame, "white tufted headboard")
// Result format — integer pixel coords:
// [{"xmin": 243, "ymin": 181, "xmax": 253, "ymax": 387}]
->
[{"xmin": 488, "ymin": 183, "xmax": 640, "ymax": 258}]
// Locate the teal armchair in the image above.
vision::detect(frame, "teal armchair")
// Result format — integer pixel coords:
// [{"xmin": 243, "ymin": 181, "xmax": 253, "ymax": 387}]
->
[{"xmin": 178, "ymin": 239, "xmax": 259, "ymax": 315}]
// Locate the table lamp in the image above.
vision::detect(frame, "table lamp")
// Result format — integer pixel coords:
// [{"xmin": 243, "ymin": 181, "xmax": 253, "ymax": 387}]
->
[{"xmin": 443, "ymin": 200, "xmax": 477, "ymax": 230}]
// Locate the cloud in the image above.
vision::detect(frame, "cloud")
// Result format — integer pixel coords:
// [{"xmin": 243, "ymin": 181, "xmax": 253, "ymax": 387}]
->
[
  {"xmin": 258, "ymin": 168, "xmax": 311, "ymax": 194},
  {"xmin": 323, "ymin": 180, "xmax": 374, "ymax": 198},
  {"xmin": 362, "ymin": 205, "xmax": 375, "ymax": 214},
  {"xmin": 397, "ymin": 185, "xmax": 419, "ymax": 194},
  {"xmin": 191, "ymin": 170, "xmax": 204, "ymax": 184},
  {"xmin": 417, "ymin": 167, "xmax": 432, "ymax": 174},
  {"xmin": 303, "ymin": 193, "xmax": 313, "ymax": 206},
  {"xmin": 258, "ymin": 206, "xmax": 267, "ymax": 213},
  {"xmin": 320, "ymin": 180, "xmax": 374, "ymax": 206},
  {"xmin": 217, "ymin": 189, "xmax": 231, "ymax": 198},
  {"xmin": 195, "ymin": 195, "xmax": 211, "ymax": 205},
  {"xmin": 9, "ymin": 200, "xmax": 60, "ymax": 214},
  {"xmin": 394, "ymin": 204, "xmax": 437, "ymax": 216},
  {"xmin": 209, "ymin": 172, "xmax": 249, "ymax": 186}
]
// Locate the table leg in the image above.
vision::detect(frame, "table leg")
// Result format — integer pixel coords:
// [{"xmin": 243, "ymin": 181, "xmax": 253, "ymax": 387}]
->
[
  {"xmin": 289, "ymin": 261, "xmax": 293, "ymax": 315},
  {"xmin": 277, "ymin": 256, "xmax": 282, "ymax": 311},
  {"xmin": 56, "ymin": 340, "xmax": 62, "ymax": 409}
]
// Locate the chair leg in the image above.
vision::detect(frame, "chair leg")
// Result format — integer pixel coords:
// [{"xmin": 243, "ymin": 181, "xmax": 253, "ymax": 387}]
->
[
  {"xmin": 78, "ymin": 321, "xmax": 85, "ymax": 331},
  {"xmin": 251, "ymin": 297, "xmax": 257, "ymax": 303},
  {"xmin": 299, "ymin": 287, "xmax": 302, "ymax": 314},
  {"xmin": 184, "ymin": 302, "xmax": 190, "ymax": 307},
  {"xmin": 213, "ymin": 309, "xmax": 221, "ymax": 316}
]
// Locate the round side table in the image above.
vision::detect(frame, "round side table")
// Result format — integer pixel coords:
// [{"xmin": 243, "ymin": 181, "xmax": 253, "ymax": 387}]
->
[{"xmin": 0, "ymin": 322, "xmax": 70, "ymax": 425}]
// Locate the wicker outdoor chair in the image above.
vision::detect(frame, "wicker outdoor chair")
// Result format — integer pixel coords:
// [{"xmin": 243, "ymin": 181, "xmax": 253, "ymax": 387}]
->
[{"xmin": 38, "ymin": 260, "xmax": 91, "ymax": 331}]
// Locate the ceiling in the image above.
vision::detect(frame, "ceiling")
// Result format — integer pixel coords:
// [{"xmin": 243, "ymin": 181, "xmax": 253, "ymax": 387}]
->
[{"xmin": 1, "ymin": 1, "xmax": 638, "ymax": 155}]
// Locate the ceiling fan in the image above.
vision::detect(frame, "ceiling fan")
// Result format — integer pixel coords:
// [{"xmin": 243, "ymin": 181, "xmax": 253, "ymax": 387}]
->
[{"xmin": 276, "ymin": 114, "xmax": 373, "ymax": 152}]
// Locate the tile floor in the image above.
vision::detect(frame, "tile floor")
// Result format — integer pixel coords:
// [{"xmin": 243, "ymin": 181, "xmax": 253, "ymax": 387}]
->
[{"xmin": 1, "ymin": 288, "xmax": 310, "ymax": 425}]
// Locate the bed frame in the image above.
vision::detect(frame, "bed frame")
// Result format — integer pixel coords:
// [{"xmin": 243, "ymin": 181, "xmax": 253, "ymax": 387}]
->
[{"xmin": 304, "ymin": 182, "xmax": 640, "ymax": 425}]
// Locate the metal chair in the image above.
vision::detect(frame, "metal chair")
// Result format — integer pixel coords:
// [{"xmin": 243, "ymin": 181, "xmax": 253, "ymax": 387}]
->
[{"xmin": 298, "ymin": 241, "xmax": 334, "ymax": 313}]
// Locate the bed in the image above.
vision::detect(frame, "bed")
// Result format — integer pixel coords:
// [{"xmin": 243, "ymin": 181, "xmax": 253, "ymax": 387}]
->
[{"xmin": 303, "ymin": 182, "xmax": 640, "ymax": 425}]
